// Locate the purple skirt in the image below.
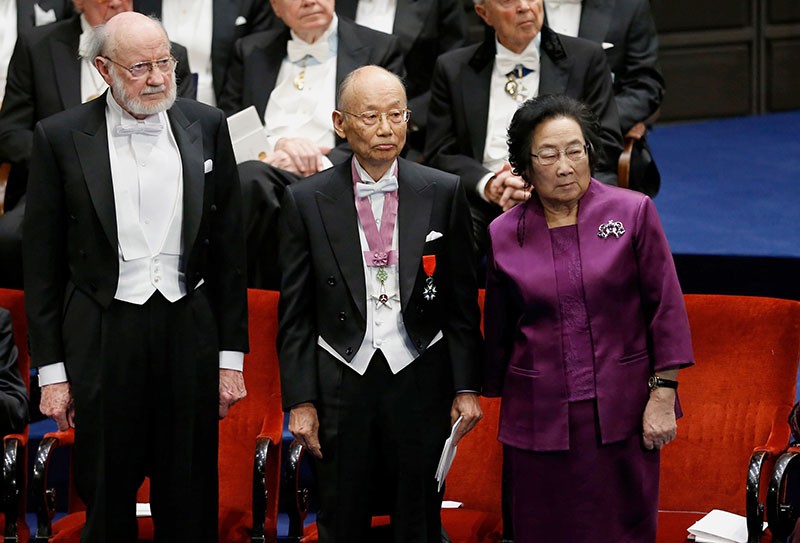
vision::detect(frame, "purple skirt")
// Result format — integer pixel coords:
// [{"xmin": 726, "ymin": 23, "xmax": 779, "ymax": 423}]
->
[{"xmin": 506, "ymin": 400, "xmax": 660, "ymax": 543}]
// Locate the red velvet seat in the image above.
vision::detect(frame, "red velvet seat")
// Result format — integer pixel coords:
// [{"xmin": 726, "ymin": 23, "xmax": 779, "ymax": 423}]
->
[
  {"xmin": 32, "ymin": 289, "xmax": 284, "ymax": 543},
  {"xmin": 657, "ymin": 295, "xmax": 800, "ymax": 543},
  {"xmin": 0, "ymin": 288, "xmax": 31, "ymax": 542}
]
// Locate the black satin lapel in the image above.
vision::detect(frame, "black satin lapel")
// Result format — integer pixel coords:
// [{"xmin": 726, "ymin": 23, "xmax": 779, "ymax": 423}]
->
[
  {"xmin": 463, "ymin": 62, "xmax": 492, "ymax": 164},
  {"xmin": 398, "ymin": 172, "xmax": 434, "ymax": 311},
  {"xmin": 335, "ymin": 0, "xmax": 358, "ymax": 20},
  {"xmin": 316, "ymin": 171, "xmax": 367, "ymax": 321},
  {"xmin": 252, "ymin": 39, "xmax": 286, "ymax": 118},
  {"xmin": 17, "ymin": 0, "xmax": 33, "ymax": 28},
  {"xmin": 539, "ymin": 41, "xmax": 570, "ymax": 95},
  {"xmin": 73, "ymin": 100, "xmax": 117, "ymax": 248},
  {"xmin": 579, "ymin": 0, "xmax": 613, "ymax": 43},
  {"xmin": 52, "ymin": 28, "xmax": 81, "ymax": 110},
  {"xmin": 169, "ymin": 105, "xmax": 204, "ymax": 255},
  {"xmin": 133, "ymin": 0, "xmax": 162, "ymax": 17},
  {"xmin": 336, "ymin": 20, "xmax": 369, "ymax": 86},
  {"xmin": 392, "ymin": 0, "xmax": 425, "ymax": 47}
]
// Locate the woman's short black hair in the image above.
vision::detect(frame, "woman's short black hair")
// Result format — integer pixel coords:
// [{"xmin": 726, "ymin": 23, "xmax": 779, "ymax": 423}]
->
[{"xmin": 507, "ymin": 94, "xmax": 603, "ymax": 181}]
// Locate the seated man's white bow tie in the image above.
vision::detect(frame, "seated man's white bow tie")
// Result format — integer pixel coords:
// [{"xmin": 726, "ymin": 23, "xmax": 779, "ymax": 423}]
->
[
  {"xmin": 114, "ymin": 120, "xmax": 164, "ymax": 137},
  {"xmin": 495, "ymin": 52, "xmax": 539, "ymax": 77},
  {"xmin": 287, "ymin": 39, "xmax": 330, "ymax": 64},
  {"xmin": 356, "ymin": 178, "xmax": 398, "ymax": 198}
]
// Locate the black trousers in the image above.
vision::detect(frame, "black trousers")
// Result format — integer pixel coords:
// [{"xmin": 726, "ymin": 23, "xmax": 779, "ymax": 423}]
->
[
  {"xmin": 63, "ymin": 289, "xmax": 219, "ymax": 543},
  {"xmin": 313, "ymin": 347, "xmax": 452, "ymax": 543}
]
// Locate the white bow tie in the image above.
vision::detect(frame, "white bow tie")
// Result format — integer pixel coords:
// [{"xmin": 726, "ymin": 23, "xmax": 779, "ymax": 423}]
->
[
  {"xmin": 495, "ymin": 49, "xmax": 539, "ymax": 77},
  {"xmin": 114, "ymin": 119, "xmax": 164, "ymax": 137},
  {"xmin": 287, "ymin": 38, "xmax": 330, "ymax": 64},
  {"xmin": 356, "ymin": 177, "xmax": 398, "ymax": 198}
]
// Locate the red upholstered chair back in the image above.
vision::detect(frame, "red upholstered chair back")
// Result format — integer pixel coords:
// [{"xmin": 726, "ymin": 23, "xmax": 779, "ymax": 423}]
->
[
  {"xmin": 442, "ymin": 396, "xmax": 503, "ymax": 514},
  {"xmin": 659, "ymin": 295, "xmax": 800, "ymax": 515},
  {"xmin": 217, "ymin": 288, "xmax": 283, "ymax": 542}
]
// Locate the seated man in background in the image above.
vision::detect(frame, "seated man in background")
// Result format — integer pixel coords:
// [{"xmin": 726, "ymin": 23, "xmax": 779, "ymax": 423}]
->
[
  {"xmin": 425, "ymin": 0, "xmax": 622, "ymax": 259},
  {"xmin": 0, "ymin": 306, "xmax": 27, "ymax": 437},
  {"xmin": 0, "ymin": 0, "xmax": 195, "ymax": 289},
  {"xmin": 134, "ymin": 0, "xmax": 279, "ymax": 106},
  {"xmin": 544, "ymin": 0, "xmax": 664, "ymax": 193},
  {"xmin": 218, "ymin": 0, "xmax": 404, "ymax": 288},
  {"xmin": 1, "ymin": 0, "xmax": 74, "ymax": 104},
  {"xmin": 334, "ymin": 0, "xmax": 468, "ymax": 155}
]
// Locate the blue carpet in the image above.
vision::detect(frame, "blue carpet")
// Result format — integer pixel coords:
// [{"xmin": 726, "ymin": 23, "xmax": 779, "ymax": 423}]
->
[{"xmin": 648, "ymin": 110, "xmax": 800, "ymax": 258}]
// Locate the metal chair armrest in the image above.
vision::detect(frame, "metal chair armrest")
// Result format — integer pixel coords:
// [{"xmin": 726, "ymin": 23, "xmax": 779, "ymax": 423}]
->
[
  {"xmin": 2, "ymin": 434, "xmax": 26, "ymax": 540},
  {"xmin": 251, "ymin": 434, "xmax": 277, "ymax": 543},
  {"xmin": 283, "ymin": 440, "xmax": 309, "ymax": 542},
  {"xmin": 767, "ymin": 447, "xmax": 800, "ymax": 543},
  {"xmin": 31, "ymin": 429, "xmax": 74, "ymax": 543}
]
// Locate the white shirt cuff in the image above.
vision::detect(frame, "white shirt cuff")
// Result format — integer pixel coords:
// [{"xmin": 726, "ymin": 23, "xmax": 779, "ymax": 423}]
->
[
  {"xmin": 38, "ymin": 362, "xmax": 68, "ymax": 387},
  {"xmin": 219, "ymin": 350, "xmax": 244, "ymax": 371},
  {"xmin": 476, "ymin": 172, "xmax": 495, "ymax": 203}
]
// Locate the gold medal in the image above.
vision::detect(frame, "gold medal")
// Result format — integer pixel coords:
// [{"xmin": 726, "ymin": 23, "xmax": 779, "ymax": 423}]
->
[{"xmin": 293, "ymin": 70, "xmax": 305, "ymax": 91}]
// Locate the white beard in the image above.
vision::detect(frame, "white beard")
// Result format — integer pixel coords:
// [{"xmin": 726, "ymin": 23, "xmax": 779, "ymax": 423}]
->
[{"xmin": 111, "ymin": 67, "xmax": 177, "ymax": 117}]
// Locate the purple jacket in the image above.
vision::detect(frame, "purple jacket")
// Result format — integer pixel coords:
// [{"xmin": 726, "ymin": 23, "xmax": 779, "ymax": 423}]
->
[{"xmin": 484, "ymin": 180, "xmax": 694, "ymax": 451}]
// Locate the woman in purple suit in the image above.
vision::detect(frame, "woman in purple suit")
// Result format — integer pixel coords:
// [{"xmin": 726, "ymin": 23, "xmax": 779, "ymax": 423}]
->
[{"xmin": 484, "ymin": 94, "xmax": 694, "ymax": 542}]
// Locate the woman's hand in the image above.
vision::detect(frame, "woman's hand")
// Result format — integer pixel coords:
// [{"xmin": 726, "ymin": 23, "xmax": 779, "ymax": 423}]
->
[{"xmin": 642, "ymin": 387, "xmax": 677, "ymax": 450}]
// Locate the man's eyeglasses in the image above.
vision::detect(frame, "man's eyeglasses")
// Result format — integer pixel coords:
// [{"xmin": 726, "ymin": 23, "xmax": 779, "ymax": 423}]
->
[
  {"xmin": 339, "ymin": 108, "xmax": 411, "ymax": 126},
  {"xmin": 530, "ymin": 144, "xmax": 589, "ymax": 166},
  {"xmin": 103, "ymin": 56, "xmax": 177, "ymax": 78}
]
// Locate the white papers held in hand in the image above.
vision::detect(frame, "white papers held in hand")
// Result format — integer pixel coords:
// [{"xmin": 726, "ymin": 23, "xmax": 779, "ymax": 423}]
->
[
  {"xmin": 226, "ymin": 105, "xmax": 270, "ymax": 165},
  {"xmin": 435, "ymin": 416, "xmax": 463, "ymax": 492}
]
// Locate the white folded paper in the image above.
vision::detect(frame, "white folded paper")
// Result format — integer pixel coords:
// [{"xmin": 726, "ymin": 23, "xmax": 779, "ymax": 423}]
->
[
  {"xmin": 136, "ymin": 502, "xmax": 152, "ymax": 518},
  {"xmin": 687, "ymin": 509, "xmax": 765, "ymax": 543},
  {"xmin": 226, "ymin": 106, "xmax": 270, "ymax": 165},
  {"xmin": 435, "ymin": 416, "xmax": 463, "ymax": 492}
]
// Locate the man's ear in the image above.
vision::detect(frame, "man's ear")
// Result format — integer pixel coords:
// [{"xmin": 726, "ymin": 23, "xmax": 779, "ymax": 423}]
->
[
  {"xmin": 94, "ymin": 56, "xmax": 114, "ymax": 86},
  {"xmin": 474, "ymin": 3, "xmax": 490, "ymax": 26},
  {"xmin": 332, "ymin": 110, "xmax": 347, "ymax": 139}
]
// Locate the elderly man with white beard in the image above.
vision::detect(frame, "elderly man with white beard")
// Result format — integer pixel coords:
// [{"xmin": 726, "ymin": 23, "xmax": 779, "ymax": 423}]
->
[{"xmin": 23, "ymin": 11, "xmax": 249, "ymax": 542}]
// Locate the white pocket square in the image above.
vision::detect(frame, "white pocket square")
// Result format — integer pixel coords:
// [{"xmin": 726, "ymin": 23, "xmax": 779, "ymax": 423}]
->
[
  {"xmin": 34, "ymin": 5, "xmax": 57, "ymax": 26},
  {"xmin": 204, "ymin": 159, "xmax": 213, "ymax": 173},
  {"xmin": 234, "ymin": 15, "xmax": 247, "ymax": 26},
  {"xmin": 425, "ymin": 231, "xmax": 443, "ymax": 242},
  {"xmin": 601, "ymin": 42, "xmax": 614, "ymax": 50}
]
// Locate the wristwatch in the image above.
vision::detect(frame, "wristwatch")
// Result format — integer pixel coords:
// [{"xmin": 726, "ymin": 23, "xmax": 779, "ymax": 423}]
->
[{"xmin": 648, "ymin": 376, "xmax": 678, "ymax": 391}]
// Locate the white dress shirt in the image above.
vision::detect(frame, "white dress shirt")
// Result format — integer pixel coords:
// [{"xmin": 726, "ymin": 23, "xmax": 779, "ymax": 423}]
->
[
  {"xmin": 0, "ymin": 0, "xmax": 18, "ymax": 105},
  {"xmin": 38, "ymin": 93, "xmax": 243, "ymax": 386},
  {"xmin": 78, "ymin": 16, "xmax": 109, "ymax": 103},
  {"xmin": 161, "ymin": 0, "xmax": 216, "ymax": 105},
  {"xmin": 544, "ymin": 0, "xmax": 582, "ymax": 38},
  {"xmin": 263, "ymin": 14, "xmax": 338, "ymax": 156},
  {"xmin": 317, "ymin": 158, "xmax": 442, "ymax": 375},
  {"xmin": 476, "ymin": 35, "xmax": 542, "ymax": 199},
  {"xmin": 354, "ymin": 0, "xmax": 396, "ymax": 34}
]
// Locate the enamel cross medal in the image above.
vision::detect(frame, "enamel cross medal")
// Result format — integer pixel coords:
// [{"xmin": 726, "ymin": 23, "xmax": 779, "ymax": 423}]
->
[{"xmin": 422, "ymin": 255, "xmax": 437, "ymax": 301}]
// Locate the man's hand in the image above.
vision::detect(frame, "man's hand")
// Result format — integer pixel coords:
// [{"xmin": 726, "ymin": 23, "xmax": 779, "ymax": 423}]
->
[
  {"xmin": 642, "ymin": 388, "xmax": 677, "ymax": 450},
  {"xmin": 271, "ymin": 137, "xmax": 330, "ymax": 177},
  {"xmin": 483, "ymin": 163, "xmax": 531, "ymax": 211},
  {"xmin": 289, "ymin": 402, "xmax": 323, "ymax": 459},
  {"xmin": 450, "ymin": 392, "xmax": 483, "ymax": 446},
  {"xmin": 219, "ymin": 369, "xmax": 246, "ymax": 419},
  {"xmin": 40, "ymin": 382, "xmax": 75, "ymax": 431}
]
